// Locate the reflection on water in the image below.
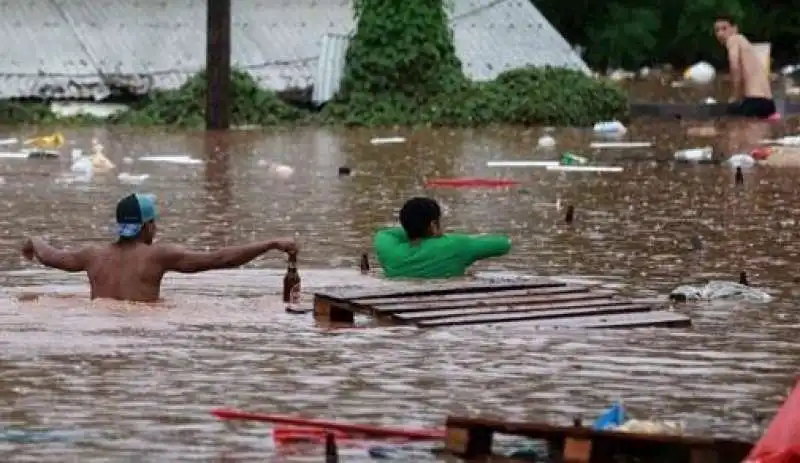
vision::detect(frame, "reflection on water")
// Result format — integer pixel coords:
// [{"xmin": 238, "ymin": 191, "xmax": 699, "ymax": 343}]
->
[{"xmin": 0, "ymin": 121, "xmax": 799, "ymax": 461}]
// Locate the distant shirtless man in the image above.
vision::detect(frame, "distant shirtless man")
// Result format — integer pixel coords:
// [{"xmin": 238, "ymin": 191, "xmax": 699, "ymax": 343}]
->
[
  {"xmin": 21, "ymin": 193, "xmax": 298, "ymax": 303},
  {"xmin": 714, "ymin": 15, "xmax": 776, "ymax": 119}
]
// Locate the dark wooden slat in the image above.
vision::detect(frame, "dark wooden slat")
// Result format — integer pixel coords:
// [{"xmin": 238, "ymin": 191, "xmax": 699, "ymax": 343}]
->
[
  {"xmin": 393, "ymin": 296, "xmax": 634, "ymax": 320},
  {"xmin": 314, "ymin": 279, "xmax": 563, "ymax": 301},
  {"xmin": 354, "ymin": 285, "xmax": 589, "ymax": 306},
  {"xmin": 412, "ymin": 303, "xmax": 651, "ymax": 327},
  {"xmin": 418, "ymin": 309, "xmax": 689, "ymax": 328},
  {"xmin": 364, "ymin": 287, "xmax": 604, "ymax": 313},
  {"xmin": 445, "ymin": 416, "xmax": 751, "ymax": 447}
]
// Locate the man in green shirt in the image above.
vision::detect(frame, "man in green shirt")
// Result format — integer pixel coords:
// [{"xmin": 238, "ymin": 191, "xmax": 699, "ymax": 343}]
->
[{"xmin": 374, "ymin": 197, "xmax": 512, "ymax": 279}]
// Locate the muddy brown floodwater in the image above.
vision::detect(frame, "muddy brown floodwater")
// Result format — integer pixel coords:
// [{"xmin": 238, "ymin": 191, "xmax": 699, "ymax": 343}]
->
[{"xmin": 0, "ymin": 120, "xmax": 800, "ymax": 462}]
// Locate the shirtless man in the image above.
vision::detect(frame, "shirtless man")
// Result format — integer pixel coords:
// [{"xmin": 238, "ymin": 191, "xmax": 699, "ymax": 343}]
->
[
  {"xmin": 714, "ymin": 15, "xmax": 776, "ymax": 119},
  {"xmin": 21, "ymin": 193, "xmax": 297, "ymax": 303}
]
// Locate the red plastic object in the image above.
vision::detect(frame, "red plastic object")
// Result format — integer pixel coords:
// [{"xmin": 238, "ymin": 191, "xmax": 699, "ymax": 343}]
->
[
  {"xmin": 272, "ymin": 425, "xmax": 413, "ymax": 445},
  {"xmin": 211, "ymin": 408, "xmax": 444, "ymax": 441},
  {"xmin": 274, "ymin": 426, "xmax": 352, "ymax": 444},
  {"xmin": 767, "ymin": 112, "xmax": 782, "ymax": 122},
  {"xmin": 744, "ymin": 380, "xmax": 800, "ymax": 463},
  {"xmin": 424, "ymin": 177, "xmax": 520, "ymax": 188},
  {"xmin": 751, "ymin": 146, "xmax": 774, "ymax": 161}
]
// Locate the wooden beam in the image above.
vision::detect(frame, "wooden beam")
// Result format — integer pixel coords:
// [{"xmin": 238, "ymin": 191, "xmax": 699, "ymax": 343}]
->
[{"xmin": 205, "ymin": 0, "xmax": 231, "ymax": 130}]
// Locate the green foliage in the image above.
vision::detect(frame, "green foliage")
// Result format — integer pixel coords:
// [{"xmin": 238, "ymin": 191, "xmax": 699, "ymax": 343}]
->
[
  {"xmin": 324, "ymin": 0, "xmax": 627, "ymax": 127},
  {"xmin": 533, "ymin": 0, "xmax": 799, "ymax": 69},
  {"xmin": 112, "ymin": 69, "xmax": 306, "ymax": 127}
]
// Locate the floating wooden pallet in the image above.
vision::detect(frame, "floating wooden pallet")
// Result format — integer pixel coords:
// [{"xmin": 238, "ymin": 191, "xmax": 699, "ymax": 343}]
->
[
  {"xmin": 312, "ymin": 278, "xmax": 691, "ymax": 328},
  {"xmin": 443, "ymin": 415, "xmax": 753, "ymax": 463}
]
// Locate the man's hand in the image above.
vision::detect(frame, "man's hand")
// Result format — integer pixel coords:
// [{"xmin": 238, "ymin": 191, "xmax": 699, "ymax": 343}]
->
[
  {"xmin": 21, "ymin": 237, "xmax": 35, "ymax": 261},
  {"xmin": 271, "ymin": 238, "xmax": 298, "ymax": 256}
]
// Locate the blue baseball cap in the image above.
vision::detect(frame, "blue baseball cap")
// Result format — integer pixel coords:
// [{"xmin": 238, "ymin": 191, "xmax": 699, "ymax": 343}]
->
[{"xmin": 116, "ymin": 193, "xmax": 158, "ymax": 238}]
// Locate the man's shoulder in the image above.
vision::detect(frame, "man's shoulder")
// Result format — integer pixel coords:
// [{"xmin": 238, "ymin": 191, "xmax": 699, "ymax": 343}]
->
[{"xmin": 728, "ymin": 34, "xmax": 750, "ymax": 48}]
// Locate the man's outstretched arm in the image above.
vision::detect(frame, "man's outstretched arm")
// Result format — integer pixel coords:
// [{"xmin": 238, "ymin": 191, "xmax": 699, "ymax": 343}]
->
[
  {"xmin": 22, "ymin": 237, "xmax": 93, "ymax": 272},
  {"xmin": 156, "ymin": 239, "xmax": 298, "ymax": 274}
]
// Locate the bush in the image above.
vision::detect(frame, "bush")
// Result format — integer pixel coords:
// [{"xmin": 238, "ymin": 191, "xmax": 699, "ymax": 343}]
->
[
  {"xmin": 323, "ymin": 0, "xmax": 627, "ymax": 127},
  {"xmin": 112, "ymin": 69, "xmax": 307, "ymax": 127}
]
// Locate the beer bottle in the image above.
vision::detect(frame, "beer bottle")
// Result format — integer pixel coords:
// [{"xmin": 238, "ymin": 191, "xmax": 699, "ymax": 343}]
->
[
  {"xmin": 283, "ymin": 253, "xmax": 301, "ymax": 310},
  {"xmin": 359, "ymin": 252, "xmax": 370, "ymax": 274}
]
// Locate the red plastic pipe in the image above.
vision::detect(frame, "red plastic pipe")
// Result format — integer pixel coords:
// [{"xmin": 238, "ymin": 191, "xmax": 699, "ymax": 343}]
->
[{"xmin": 211, "ymin": 408, "xmax": 444, "ymax": 441}]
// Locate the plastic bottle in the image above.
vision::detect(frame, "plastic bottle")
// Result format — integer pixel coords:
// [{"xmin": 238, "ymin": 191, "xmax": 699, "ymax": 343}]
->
[
  {"xmin": 674, "ymin": 146, "xmax": 713, "ymax": 163},
  {"xmin": 592, "ymin": 120, "xmax": 627, "ymax": 136},
  {"xmin": 560, "ymin": 152, "xmax": 588, "ymax": 166},
  {"xmin": 726, "ymin": 153, "xmax": 756, "ymax": 168}
]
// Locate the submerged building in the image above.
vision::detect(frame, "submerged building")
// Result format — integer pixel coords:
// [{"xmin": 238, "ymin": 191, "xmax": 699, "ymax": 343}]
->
[{"xmin": 0, "ymin": 0, "xmax": 587, "ymax": 101}]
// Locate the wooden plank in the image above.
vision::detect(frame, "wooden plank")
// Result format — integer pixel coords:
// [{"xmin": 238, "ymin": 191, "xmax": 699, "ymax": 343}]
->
[
  {"xmin": 354, "ymin": 284, "xmax": 589, "ymax": 306},
  {"xmin": 444, "ymin": 416, "xmax": 752, "ymax": 462},
  {"xmin": 412, "ymin": 303, "xmax": 651, "ymax": 327},
  {"xmin": 314, "ymin": 278, "xmax": 564, "ymax": 301},
  {"xmin": 394, "ymin": 297, "xmax": 639, "ymax": 321},
  {"xmin": 446, "ymin": 416, "xmax": 711, "ymax": 446},
  {"xmin": 419, "ymin": 310, "xmax": 690, "ymax": 328},
  {"xmin": 527, "ymin": 311, "xmax": 691, "ymax": 329},
  {"xmin": 361, "ymin": 286, "xmax": 600, "ymax": 312}
]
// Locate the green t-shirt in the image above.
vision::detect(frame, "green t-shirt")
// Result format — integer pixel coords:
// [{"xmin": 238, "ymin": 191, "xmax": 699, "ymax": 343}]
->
[{"xmin": 373, "ymin": 227, "xmax": 512, "ymax": 279}]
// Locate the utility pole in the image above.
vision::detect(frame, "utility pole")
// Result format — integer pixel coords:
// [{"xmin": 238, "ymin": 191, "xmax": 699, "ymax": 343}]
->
[{"xmin": 205, "ymin": 0, "xmax": 231, "ymax": 130}]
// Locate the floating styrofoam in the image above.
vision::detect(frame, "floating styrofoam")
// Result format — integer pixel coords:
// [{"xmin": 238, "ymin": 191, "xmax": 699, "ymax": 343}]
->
[
  {"xmin": 0, "ymin": 152, "xmax": 30, "ymax": 159},
  {"xmin": 546, "ymin": 165, "xmax": 624, "ymax": 173},
  {"xmin": 139, "ymin": 155, "xmax": 203, "ymax": 165},
  {"xmin": 487, "ymin": 160, "xmax": 560, "ymax": 167},
  {"xmin": 370, "ymin": 137, "xmax": 406, "ymax": 145},
  {"xmin": 0, "ymin": 138, "xmax": 18, "ymax": 146},
  {"xmin": 589, "ymin": 142, "xmax": 653, "ymax": 149},
  {"xmin": 760, "ymin": 136, "xmax": 800, "ymax": 146}
]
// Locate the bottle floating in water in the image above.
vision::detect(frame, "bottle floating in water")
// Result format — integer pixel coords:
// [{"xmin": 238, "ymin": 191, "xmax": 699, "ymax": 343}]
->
[
  {"xmin": 592, "ymin": 120, "xmax": 627, "ymax": 136},
  {"xmin": 360, "ymin": 252, "xmax": 370, "ymax": 274},
  {"xmin": 560, "ymin": 152, "xmax": 588, "ymax": 166},
  {"xmin": 283, "ymin": 254, "xmax": 302, "ymax": 313},
  {"xmin": 674, "ymin": 146, "xmax": 713, "ymax": 163}
]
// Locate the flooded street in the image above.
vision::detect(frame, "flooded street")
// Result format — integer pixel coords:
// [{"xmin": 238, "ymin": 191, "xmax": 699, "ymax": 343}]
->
[{"xmin": 1, "ymin": 121, "xmax": 800, "ymax": 461}]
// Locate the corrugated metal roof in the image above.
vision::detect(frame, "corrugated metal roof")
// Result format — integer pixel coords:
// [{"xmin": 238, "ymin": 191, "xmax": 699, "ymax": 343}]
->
[
  {"xmin": 0, "ymin": 0, "xmax": 587, "ymax": 99},
  {"xmin": 312, "ymin": 33, "xmax": 350, "ymax": 106}
]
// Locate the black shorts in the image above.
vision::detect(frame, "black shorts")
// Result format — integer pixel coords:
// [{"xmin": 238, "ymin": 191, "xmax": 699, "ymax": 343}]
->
[{"xmin": 726, "ymin": 98, "xmax": 776, "ymax": 119}]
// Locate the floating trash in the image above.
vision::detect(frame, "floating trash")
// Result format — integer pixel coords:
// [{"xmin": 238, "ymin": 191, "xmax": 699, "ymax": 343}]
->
[
  {"xmin": 0, "ymin": 138, "xmax": 18, "ymax": 146},
  {"xmin": 139, "ymin": 155, "xmax": 203, "ymax": 165},
  {"xmin": 24, "ymin": 132, "xmax": 65, "ymax": 149},
  {"xmin": 370, "ymin": 137, "xmax": 406, "ymax": 145},
  {"xmin": 537, "ymin": 135, "xmax": 556, "ymax": 148},
  {"xmin": 670, "ymin": 281, "xmax": 773, "ymax": 303},
  {"xmin": 674, "ymin": 147, "xmax": 713, "ymax": 163},
  {"xmin": 117, "ymin": 172, "xmax": 150, "ymax": 185},
  {"xmin": 0, "ymin": 427, "xmax": 74, "ymax": 443},
  {"xmin": 590, "ymin": 141, "xmax": 652, "ymax": 149},
  {"xmin": 546, "ymin": 165, "xmax": 623, "ymax": 173},
  {"xmin": 726, "ymin": 154, "xmax": 756, "ymax": 169},
  {"xmin": 486, "ymin": 160, "xmax": 559, "ymax": 167},
  {"xmin": 592, "ymin": 120, "xmax": 627, "ymax": 137},
  {"xmin": 683, "ymin": 61, "xmax": 716, "ymax": 85},
  {"xmin": 560, "ymin": 152, "xmax": 588, "ymax": 165},
  {"xmin": 0, "ymin": 152, "xmax": 34, "ymax": 159},
  {"xmin": 760, "ymin": 135, "xmax": 800, "ymax": 146},
  {"xmin": 257, "ymin": 160, "xmax": 294, "ymax": 178}
]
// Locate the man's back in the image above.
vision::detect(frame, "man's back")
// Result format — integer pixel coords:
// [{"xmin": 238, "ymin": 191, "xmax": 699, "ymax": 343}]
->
[
  {"xmin": 374, "ymin": 227, "xmax": 511, "ymax": 279},
  {"xmin": 86, "ymin": 242, "xmax": 165, "ymax": 302},
  {"xmin": 728, "ymin": 33, "xmax": 771, "ymax": 98}
]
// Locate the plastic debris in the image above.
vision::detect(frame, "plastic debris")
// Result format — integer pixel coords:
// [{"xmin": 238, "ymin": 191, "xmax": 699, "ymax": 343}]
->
[{"xmin": 669, "ymin": 280, "xmax": 773, "ymax": 303}]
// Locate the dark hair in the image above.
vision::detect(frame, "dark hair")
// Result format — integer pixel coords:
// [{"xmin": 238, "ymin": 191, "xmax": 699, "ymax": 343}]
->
[
  {"xmin": 715, "ymin": 15, "xmax": 737, "ymax": 26},
  {"xmin": 399, "ymin": 197, "xmax": 441, "ymax": 240}
]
